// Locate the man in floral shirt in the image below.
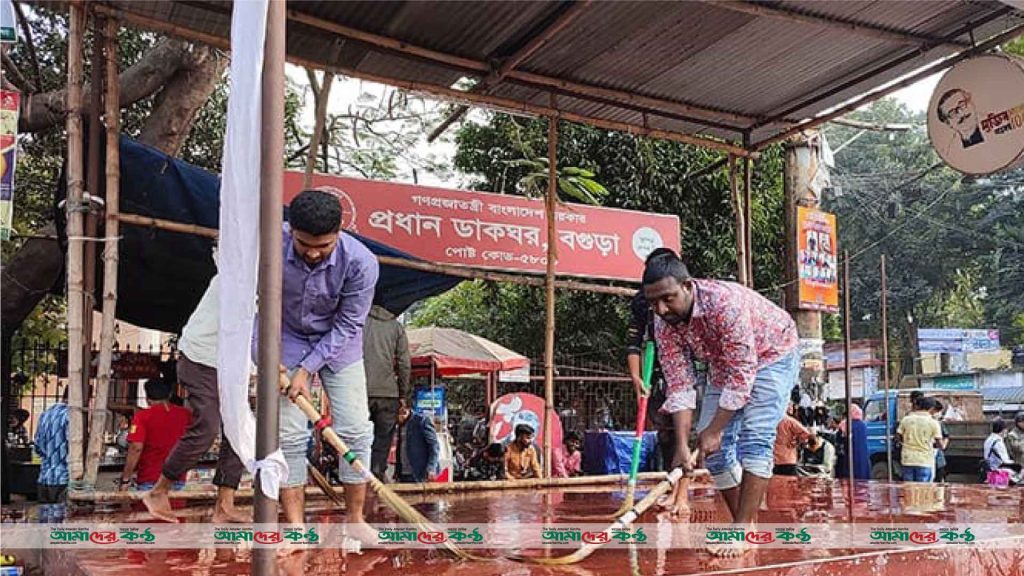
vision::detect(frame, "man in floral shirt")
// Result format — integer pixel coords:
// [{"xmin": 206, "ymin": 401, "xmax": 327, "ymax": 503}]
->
[{"xmin": 643, "ymin": 254, "xmax": 798, "ymax": 555}]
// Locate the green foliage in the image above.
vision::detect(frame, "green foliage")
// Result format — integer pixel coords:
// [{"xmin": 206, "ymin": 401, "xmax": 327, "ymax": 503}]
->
[{"xmin": 823, "ymin": 98, "xmax": 1024, "ymax": 353}]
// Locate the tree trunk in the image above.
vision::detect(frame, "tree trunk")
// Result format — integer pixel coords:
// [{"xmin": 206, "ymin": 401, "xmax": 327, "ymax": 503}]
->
[
  {"xmin": 138, "ymin": 46, "xmax": 227, "ymax": 154},
  {"xmin": 18, "ymin": 39, "xmax": 203, "ymax": 134},
  {"xmin": 1, "ymin": 42, "xmax": 229, "ymax": 340}
]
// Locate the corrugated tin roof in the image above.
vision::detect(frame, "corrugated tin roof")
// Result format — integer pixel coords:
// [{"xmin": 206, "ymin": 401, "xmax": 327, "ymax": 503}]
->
[
  {"xmin": 982, "ymin": 386, "xmax": 1024, "ymax": 405},
  {"xmin": 102, "ymin": 0, "xmax": 1024, "ymax": 151}
]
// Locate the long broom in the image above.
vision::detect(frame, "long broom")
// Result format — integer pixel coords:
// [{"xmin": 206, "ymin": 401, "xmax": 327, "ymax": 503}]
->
[
  {"xmin": 563, "ymin": 340, "xmax": 655, "ymax": 521},
  {"xmin": 278, "ymin": 372, "xmax": 488, "ymax": 561},
  {"xmin": 511, "ymin": 466, "xmax": 686, "ymax": 565}
]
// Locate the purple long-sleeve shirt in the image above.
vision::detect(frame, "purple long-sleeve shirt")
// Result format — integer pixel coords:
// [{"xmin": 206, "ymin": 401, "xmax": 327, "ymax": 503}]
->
[{"xmin": 255, "ymin": 224, "xmax": 379, "ymax": 373}]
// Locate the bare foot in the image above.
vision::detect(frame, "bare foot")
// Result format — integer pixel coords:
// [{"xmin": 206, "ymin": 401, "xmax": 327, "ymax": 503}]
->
[
  {"xmin": 345, "ymin": 521, "xmax": 379, "ymax": 546},
  {"xmin": 141, "ymin": 491, "xmax": 179, "ymax": 523},
  {"xmin": 211, "ymin": 503, "xmax": 249, "ymax": 523}
]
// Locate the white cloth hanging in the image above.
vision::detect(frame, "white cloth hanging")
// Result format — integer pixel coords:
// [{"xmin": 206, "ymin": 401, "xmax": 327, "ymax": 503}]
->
[{"xmin": 217, "ymin": 0, "xmax": 288, "ymax": 499}]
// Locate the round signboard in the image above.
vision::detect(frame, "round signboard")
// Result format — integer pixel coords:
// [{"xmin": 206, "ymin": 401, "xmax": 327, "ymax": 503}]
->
[{"xmin": 927, "ymin": 54, "xmax": 1024, "ymax": 175}]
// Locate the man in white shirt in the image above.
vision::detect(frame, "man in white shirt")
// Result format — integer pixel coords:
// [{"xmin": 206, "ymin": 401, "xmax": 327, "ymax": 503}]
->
[{"xmin": 142, "ymin": 274, "xmax": 248, "ymax": 523}]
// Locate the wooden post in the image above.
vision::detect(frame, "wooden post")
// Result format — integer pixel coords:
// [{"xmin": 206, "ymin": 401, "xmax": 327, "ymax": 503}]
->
[
  {"xmin": 542, "ymin": 116, "xmax": 558, "ymax": 478},
  {"xmin": 81, "ymin": 10, "xmax": 107, "ymax": 432},
  {"xmin": 303, "ymin": 70, "xmax": 333, "ymax": 189},
  {"xmin": 728, "ymin": 155, "xmax": 748, "ymax": 286},
  {"xmin": 84, "ymin": 17, "xmax": 120, "ymax": 487},
  {"xmin": 65, "ymin": 0, "xmax": 87, "ymax": 485},
  {"xmin": 743, "ymin": 141, "xmax": 754, "ymax": 285},
  {"xmin": 843, "ymin": 250, "xmax": 855, "ymax": 494},
  {"xmin": 880, "ymin": 254, "xmax": 892, "ymax": 482}
]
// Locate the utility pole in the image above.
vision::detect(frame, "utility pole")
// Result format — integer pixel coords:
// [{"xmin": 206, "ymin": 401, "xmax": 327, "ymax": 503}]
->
[{"xmin": 783, "ymin": 132, "xmax": 830, "ymax": 400}]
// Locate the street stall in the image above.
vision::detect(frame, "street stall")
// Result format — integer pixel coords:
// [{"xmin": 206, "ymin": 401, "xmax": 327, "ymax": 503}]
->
[{"xmin": 3, "ymin": 1, "xmax": 1024, "ymax": 574}]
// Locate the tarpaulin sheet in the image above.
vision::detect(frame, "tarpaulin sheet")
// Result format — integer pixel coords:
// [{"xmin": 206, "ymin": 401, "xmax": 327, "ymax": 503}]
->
[
  {"xmin": 582, "ymin": 430, "xmax": 659, "ymax": 475},
  {"xmin": 58, "ymin": 137, "xmax": 461, "ymax": 333}
]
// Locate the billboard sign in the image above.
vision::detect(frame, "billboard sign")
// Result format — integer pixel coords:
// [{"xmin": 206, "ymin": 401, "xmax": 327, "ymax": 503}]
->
[
  {"xmin": 927, "ymin": 54, "xmax": 1024, "ymax": 175},
  {"xmin": 797, "ymin": 206, "xmax": 838, "ymax": 312},
  {"xmin": 918, "ymin": 328, "xmax": 1001, "ymax": 354},
  {"xmin": 286, "ymin": 172, "xmax": 681, "ymax": 282}
]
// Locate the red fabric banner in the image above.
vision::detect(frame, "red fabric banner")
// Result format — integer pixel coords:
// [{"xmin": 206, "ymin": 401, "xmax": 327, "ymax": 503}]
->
[{"xmin": 286, "ymin": 172, "xmax": 680, "ymax": 282}]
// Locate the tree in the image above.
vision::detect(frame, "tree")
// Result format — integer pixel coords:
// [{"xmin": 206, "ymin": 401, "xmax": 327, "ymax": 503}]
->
[
  {"xmin": 2, "ymin": 8, "xmax": 230, "ymax": 351},
  {"xmin": 822, "ymin": 98, "xmax": 1024, "ymax": 373}
]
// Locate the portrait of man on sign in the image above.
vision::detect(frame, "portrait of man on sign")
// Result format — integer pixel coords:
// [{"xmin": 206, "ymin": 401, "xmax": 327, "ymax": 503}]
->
[{"xmin": 936, "ymin": 88, "xmax": 985, "ymax": 149}]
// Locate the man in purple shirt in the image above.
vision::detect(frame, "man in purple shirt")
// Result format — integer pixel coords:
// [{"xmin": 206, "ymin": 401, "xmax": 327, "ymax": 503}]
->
[{"xmin": 273, "ymin": 189, "xmax": 378, "ymax": 537}]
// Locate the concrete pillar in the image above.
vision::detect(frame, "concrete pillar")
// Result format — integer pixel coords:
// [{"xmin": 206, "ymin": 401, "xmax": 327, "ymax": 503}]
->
[{"xmin": 783, "ymin": 133, "xmax": 828, "ymax": 399}]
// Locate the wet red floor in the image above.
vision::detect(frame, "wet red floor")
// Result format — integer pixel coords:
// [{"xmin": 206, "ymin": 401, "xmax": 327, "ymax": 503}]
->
[{"xmin": 8, "ymin": 477, "xmax": 1024, "ymax": 575}]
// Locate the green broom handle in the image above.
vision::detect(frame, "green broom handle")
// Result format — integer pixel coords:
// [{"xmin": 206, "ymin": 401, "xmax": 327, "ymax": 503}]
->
[{"xmin": 627, "ymin": 340, "xmax": 656, "ymax": 485}]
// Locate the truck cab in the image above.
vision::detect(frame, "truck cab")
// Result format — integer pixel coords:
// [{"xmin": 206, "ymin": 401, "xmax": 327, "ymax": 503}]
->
[{"xmin": 862, "ymin": 389, "xmax": 986, "ymax": 480}]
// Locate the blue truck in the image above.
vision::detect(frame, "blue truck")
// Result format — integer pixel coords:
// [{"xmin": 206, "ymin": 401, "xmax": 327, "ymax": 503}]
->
[{"xmin": 862, "ymin": 388, "xmax": 987, "ymax": 480}]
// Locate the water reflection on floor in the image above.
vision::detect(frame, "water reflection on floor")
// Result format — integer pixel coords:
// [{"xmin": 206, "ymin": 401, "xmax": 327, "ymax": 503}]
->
[{"xmin": 10, "ymin": 477, "xmax": 1024, "ymax": 575}]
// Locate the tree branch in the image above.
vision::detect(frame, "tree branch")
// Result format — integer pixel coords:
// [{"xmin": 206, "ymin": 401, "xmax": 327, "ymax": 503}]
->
[
  {"xmin": 18, "ymin": 38, "xmax": 201, "ymax": 133},
  {"xmin": 12, "ymin": 0, "xmax": 44, "ymax": 92},
  {"xmin": 1, "ymin": 50, "xmax": 36, "ymax": 93}
]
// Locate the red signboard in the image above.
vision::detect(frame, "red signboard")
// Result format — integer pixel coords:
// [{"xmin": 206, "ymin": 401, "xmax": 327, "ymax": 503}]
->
[{"xmin": 285, "ymin": 172, "xmax": 680, "ymax": 282}]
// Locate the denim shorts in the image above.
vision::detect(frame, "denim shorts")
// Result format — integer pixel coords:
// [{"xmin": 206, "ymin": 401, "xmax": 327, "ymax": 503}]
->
[
  {"xmin": 279, "ymin": 360, "xmax": 373, "ymax": 486},
  {"xmin": 696, "ymin": 350, "xmax": 799, "ymax": 490}
]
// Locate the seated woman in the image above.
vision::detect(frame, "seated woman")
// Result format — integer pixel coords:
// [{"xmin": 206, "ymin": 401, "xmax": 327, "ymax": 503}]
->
[{"xmin": 983, "ymin": 419, "xmax": 1021, "ymax": 486}]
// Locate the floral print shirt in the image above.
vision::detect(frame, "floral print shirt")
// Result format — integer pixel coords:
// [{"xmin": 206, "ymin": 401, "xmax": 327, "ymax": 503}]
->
[{"xmin": 654, "ymin": 279, "xmax": 797, "ymax": 413}]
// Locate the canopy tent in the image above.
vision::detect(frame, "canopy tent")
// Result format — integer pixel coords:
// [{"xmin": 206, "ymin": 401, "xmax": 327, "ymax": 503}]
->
[
  {"xmin": 56, "ymin": 137, "xmax": 462, "ymax": 333},
  {"xmin": 407, "ymin": 327, "xmax": 529, "ymax": 377},
  {"xmin": 95, "ymin": 1, "xmax": 1024, "ymax": 151}
]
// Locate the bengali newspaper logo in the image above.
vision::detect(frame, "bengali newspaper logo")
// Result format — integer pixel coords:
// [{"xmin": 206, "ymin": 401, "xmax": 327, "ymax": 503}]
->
[
  {"xmin": 378, "ymin": 527, "xmax": 419, "ymax": 545},
  {"xmin": 869, "ymin": 527, "xmax": 911, "ymax": 545},
  {"xmin": 939, "ymin": 527, "xmax": 975, "ymax": 544},
  {"xmin": 214, "ymin": 527, "xmax": 256, "ymax": 544},
  {"xmin": 446, "ymin": 527, "xmax": 483, "ymax": 544},
  {"xmin": 542, "ymin": 527, "xmax": 582, "ymax": 544},
  {"xmin": 774, "ymin": 527, "xmax": 812, "ymax": 545},
  {"xmin": 282, "ymin": 527, "xmax": 319, "ymax": 545},
  {"xmin": 49, "ymin": 528, "xmax": 92, "ymax": 545},
  {"xmin": 610, "ymin": 527, "xmax": 647, "ymax": 544},
  {"xmin": 705, "ymin": 527, "xmax": 745, "ymax": 544},
  {"xmin": 118, "ymin": 528, "xmax": 156, "ymax": 545}
]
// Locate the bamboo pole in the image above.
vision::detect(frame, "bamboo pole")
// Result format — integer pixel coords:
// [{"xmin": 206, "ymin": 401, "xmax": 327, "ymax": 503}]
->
[
  {"xmin": 91, "ymin": 4, "xmax": 756, "ymax": 159},
  {"xmin": 303, "ymin": 69, "xmax": 332, "ymax": 189},
  {"xmin": 743, "ymin": 138, "xmax": 754, "ymax": 285},
  {"xmin": 84, "ymin": 16, "xmax": 120, "ymax": 488},
  {"xmin": 70, "ymin": 469, "xmax": 713, "ymax": 503},
  {"xmin": 113, "ymin": 212, "xmax": 636, "ymax": 296},
  {"xmin": 880, "ymin": 254, "xmax": 892, "ymax": 482},
  {"xmin": 543, "ymin": 116, "xmax": 558, "ymax": 478},
  {"xmin": 65, "ymin": 0, "xmax": 87, "ymax": 485},
  {"xmin": 81, "ymin": 10, "xmax": 108, "ymax": 438},
  {"xmin": 728, "ymin": 155, "xmax": 748, "ymax": 286},
  {"xmin": 843, "ymin": 250, "xmax": 855, "ymax": 500}
]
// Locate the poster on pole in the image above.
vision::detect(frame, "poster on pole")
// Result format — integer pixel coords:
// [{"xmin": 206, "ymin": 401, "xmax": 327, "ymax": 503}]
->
[
  {"xmin": 288, "ymin": 172, "xmax": 681, "ymax": 282},
  {"xmin": 797, "ymin": 206, "xmax": 838, "ymax": 312},
  {"xmin": 0, "ymin": 89, "xmax": 20, "ymax": 240}
]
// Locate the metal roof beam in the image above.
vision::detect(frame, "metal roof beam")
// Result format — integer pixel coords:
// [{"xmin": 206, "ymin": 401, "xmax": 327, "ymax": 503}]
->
[
  {"xmin": 426, "ymin": 0, "xmax": 593, "ymax": 142},
  {"xmin": 705, "ymin": 0, "xmax": 970, "ymax": 49},
  {"xmin": 753, "ymin": 22, "xmax": 1024, "ymax": 150},
  {"xmin": 283, "ymin": 5, "xmax": 756, "ymax": 127},
  {"xmin": 93, "ymin": 3, "xmax": 757, "ymax": 159},
  {"xmin": 753, "ymin": 5, "xmax": 1015, "ymax": 130}
]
